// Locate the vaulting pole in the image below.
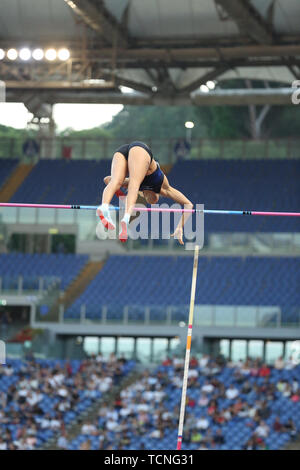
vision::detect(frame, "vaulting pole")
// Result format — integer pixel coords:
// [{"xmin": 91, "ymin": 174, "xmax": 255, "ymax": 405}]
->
[{"xmin": 176, "ymin": 244, "xmax": 199, "ymax": 450}]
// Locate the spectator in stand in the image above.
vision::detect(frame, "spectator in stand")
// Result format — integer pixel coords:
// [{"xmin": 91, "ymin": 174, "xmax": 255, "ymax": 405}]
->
[
  {"xmin": 233, "ymin": 368, "xmax": 245, "ymax": 384},
  {"xmin": 174, "ymin": 138, "xmax": 191, "ymax": 161},
  {"xmin": 285, "ymin": 356, "xmax": 296, "ymax": 370},
  {"xmin": 255, "ymin": 420, "xmax": 270, "ymax": 439},
  {"xmin": 188, "ymin": 367, "xmax": 199, "ymax": 386},
  {"xmin": 187, "ymin": 396, "xmax": 196, "ymax": 408},
  {"xmin": 81, "ymin": 421, "xmax": 98, "ymax": 435},
  {"xmin": 277, "ymin": 379, "xmax": 286, "ymax": 393},
  {"xmin": 191, "ymin": 430, "xmax": 203, "ymax": 444},
  {"xmin": 190, "ymin": 356, "xmax": 199, "ymax": 368},
  {"xmin": 214, "ymin": 428, "xmax": 225, "ymax": 445},
  {"xmin": 226, "ymin": 384, "xmax": 239, "ymax": 400},
  {"xmin": 232, "ymin": 398, "xmax": 244, "ymax": 416},
  {"xmin": 284, "ymin": 419, "xmax": 297, "ymax": 439},
  {"xmin": 22, "ymin": 138, "xmax": 40, "ymax": 159},
  {"xmin": 274, "ymin": 356, "xmax": 285, "ymax": 370},
  {"xmin": 291, "ymin": 390, "xmax": 300, "ymax": 402},
  {"xmin": 149, "ymin": 428, "xmax": 164, "ymax": 439},
  {"xmin": 273, "ymin": 416, "xmax": 284, "ymax": 433},
  {"xmin": 79, "ymin": 439, "xmax": 91, "ymax": 450},
  {"xmin": 207, "ymin": 399, "xmax": 217, "ymax": 416},
  {"xmin": 249, "ymin": 359, "xmax": 261, "ymax": 376},
  {"xmin": 185, "ymin": 413, "xmax": 197, "ymax": 438},
  {"xmin": 243, "ymin": 437, "xmax": 257, "ymax": 450},
  {"xmin": 240, "ymin": 359, "xmax": 251, "ymax": 376},
  {"xmin": 198, "ymin": 393, "xmax": 209, "ymax": 407},
  {"xmin": 173, "ymin": 356, "xmax": 184, "ymax": 371},
  {"xmin": 57, "ymin": 431, "xmax": 69, "ymax": 449},
  {"xmin": 212, "ymin": 411, "xmax": 226, "ymax": 426},
  {"xmin": 258, "ymin": 363, "xmax": 271, "ymax": 377},
  {"xmin": 255, "ymin": 400, "xmax": 271, "ymax": 421},
  {"xmin": 198, "ymin": 443, "xmax": 209, "ymax": 450},
  {"xmin": 282, "ymin": 383, "xmax": 292, "ymax": 398},
  {"xmin": 99, "ymin": 431, "xmax": 110, "ymax": 450},
  {"xmin": 201, "ymin": 380, "xmax": 214, "ymax": 395},
  {"xmin": 196, "ymin": 416, "xmax": 209, "ymax": 431},
  {"xmin": 0, "ymin": 436, "xmax": 7, "ymax": 450},
  {"xmin": 241, "ymin": 380, "xmax": 252, "ymax": 394},
  {"xmin": 162, "ymin": 357, "xmax": 172, "ymax": 367},
  {"xmin": 199, "ymin": 354, "xmax": 210, "ymax": 369},
  {"xmin": 292, "ymin": 377, "xmax": 299, "ymax": 394}
]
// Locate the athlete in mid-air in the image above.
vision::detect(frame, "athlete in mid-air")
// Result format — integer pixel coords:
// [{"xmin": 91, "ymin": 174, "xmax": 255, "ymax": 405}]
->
[{"xmin": 97, "ymin": 141, "xmax": 193, "ymax": 244}]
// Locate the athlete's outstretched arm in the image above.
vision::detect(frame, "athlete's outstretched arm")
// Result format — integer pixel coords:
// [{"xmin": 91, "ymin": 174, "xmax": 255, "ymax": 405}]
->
[{"xmin": 160, "ymin": 175, "xmax": 193, "ymax": 245}]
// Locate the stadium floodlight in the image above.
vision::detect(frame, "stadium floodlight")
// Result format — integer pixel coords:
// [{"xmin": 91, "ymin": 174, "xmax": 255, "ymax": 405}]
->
[
  {"xmin": 7, "ymin": 48, "xmax": 18, "ymax": 60},
  {"xmin": 58, "ymin": 48, "xmax": 70, "ymax": 61},
  {"xmin": 119, "ymin": 85, "xmax": 134, "ymax": 94},
  {"xmin": 185, "ymin": 121, "xmax": 194, "ymax": 129},
  {"xmin": 206, "ymin": 80, "xmax": 215, "ymax": 90},
  {"xmin": 83, "ymin": 79, "xmax": 106, "ymax": 84},
  {"xmin": 19, "ymin": 48, "xmax": 31, "ymax": 61},
  {"xmin": 32, "ymin": 48, "xmax": 44, "ymax": 61},
  {"xmin": 65, "ymin": 0, "xmax": 77, "ymax": 9},
  {"xmin": 45, "ymin": 48, "xmax": 57, "ymax": 61},
  {"xmin": 200, "ymin": 84, "xmax": 209, "ymax": 93},
  {"xmin": 0, "ymin": 49, "xmax": 5, "ymax": 60}
]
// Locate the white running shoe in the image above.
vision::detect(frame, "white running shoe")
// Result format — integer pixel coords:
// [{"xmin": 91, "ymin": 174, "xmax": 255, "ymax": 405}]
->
[{"xmin": 96, "ymin": 204, "xmax": 115, "ymax": 230}]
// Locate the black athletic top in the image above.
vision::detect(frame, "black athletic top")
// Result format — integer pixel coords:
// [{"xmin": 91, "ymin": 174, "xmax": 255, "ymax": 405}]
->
[{"xmin": 115, "ymin": 141, "xmax": 164, "ymax": 194}]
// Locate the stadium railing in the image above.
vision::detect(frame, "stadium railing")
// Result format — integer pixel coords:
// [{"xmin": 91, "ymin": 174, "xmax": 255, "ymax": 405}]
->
[
  {"xmin": 1, "ymin": 137, "xmax": 300, "ymax": 163},
  {"xmin": 48, "ymin": 303, "xmax": 300, "ymax": 329}
]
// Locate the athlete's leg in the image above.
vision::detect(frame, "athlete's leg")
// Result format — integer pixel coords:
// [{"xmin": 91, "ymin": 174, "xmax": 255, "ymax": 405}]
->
[
  {"xmin": 103, "ymin": 176, "xmax": 127, "ymax": 198},
  {"xmin": 97, "ymin": 153, "xmax": 127, "ymax": 230},
  {"xmin": 102, "ymin": 153, "xmax": 127, "ymax": 204},
  {"xmin": 126, "ymin": 147, "xmax": 151, "ymax": 214},
  {"xmin": 119, "ymin": 146, "xmax": 150, "ymax": 241}
]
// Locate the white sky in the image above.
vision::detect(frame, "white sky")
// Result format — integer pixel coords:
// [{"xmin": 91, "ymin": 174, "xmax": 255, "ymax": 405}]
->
[{"xmin": 0, "ymin": 102, "xmax": 123, "ymax": 131}]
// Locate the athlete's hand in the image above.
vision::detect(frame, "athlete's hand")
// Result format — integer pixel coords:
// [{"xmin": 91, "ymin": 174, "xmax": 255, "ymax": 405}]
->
[{"xmin": 171, "ymin": 227, "xmax": 184, "ymax": 245}]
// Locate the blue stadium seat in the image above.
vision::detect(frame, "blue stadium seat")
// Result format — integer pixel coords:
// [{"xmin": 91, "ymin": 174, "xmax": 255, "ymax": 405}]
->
[
  {"xmin": 66, "ymin": 255, "xmax": 300, "ymax": 322},
  {"xmin": 0, "ymin": 158, "xmax": 18, "ymax": 189},
  {"xmin": 0, "ymin": 253, "xmax": 88, "ymax": 290}
]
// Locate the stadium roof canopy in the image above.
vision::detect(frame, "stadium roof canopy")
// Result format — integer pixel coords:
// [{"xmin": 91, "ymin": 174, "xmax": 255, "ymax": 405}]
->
[{"xmin": 1, "ymin": 0, "xmax": 300, "ymax": 117}]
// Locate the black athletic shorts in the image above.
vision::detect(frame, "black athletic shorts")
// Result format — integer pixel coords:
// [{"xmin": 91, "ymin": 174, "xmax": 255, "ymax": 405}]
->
[{"xmin": 115, "ymin": 141, "xmax": 153, "ymax": 163}]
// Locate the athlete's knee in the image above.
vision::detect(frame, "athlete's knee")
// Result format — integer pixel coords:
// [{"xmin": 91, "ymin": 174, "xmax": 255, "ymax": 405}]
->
[
  {"xmin": 128, "ymin": 180, "xmax": 140, "ymax": 192},
  {"xmin": 110, "ymin": 177, "xmax": 123, "ymax": 188}
]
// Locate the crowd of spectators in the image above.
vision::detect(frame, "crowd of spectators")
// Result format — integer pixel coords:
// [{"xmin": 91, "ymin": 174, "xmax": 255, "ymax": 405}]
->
[
  {"xmin": 0, "ymin": 353, "xmax": 134, "ymax": 450},
  {"xmin": 1, "ymin": 352, "xmax": 299, "ymax": 450},
  {"xmin": 69, "ymin": 354, "xmax": 300, "ymax": 450}
]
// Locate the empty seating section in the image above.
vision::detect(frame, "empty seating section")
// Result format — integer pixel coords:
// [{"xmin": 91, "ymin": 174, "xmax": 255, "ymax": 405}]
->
[
  {"xmin": 10, "ymin": 159, "xmax": 112, "ymax": 205},
  {"xmin": 6, "ymin": 158, "xmax": 300, "ymax": 232},
  {"xmin": 167, "ymin": 160, "xmax": 300, "ymax": 232},
  {"xmin": 65, "ymin": 255, "xmax": 300, "ymax": 321},
  {"xmin": 0, "ymin": 159, "xmax": 19, "ymax": 188},
  {"xmin": 0, "ymin": 253, "xmax": 88, "ymax": 290}
]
